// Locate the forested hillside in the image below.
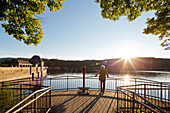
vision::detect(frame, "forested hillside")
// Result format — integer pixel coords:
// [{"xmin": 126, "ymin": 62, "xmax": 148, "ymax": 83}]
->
[{"xmin": 1, "ymin": 57, "xmax": 170, "ymax": 74}]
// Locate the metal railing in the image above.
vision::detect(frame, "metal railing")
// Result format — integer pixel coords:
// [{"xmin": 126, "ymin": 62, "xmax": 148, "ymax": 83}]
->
[
  {"xmin": 42, "ymin": 75, "xmax": 170, "ymax": 112},
  {"xmin": 117, "ymin": 81, "xmax": 170, "ymax": 112},
  {"xmin": 42, "ymin": 75, "xmax": 169, "ymax": 91},
  {"xmin": 0, "ymin": 82, "xmax": 51, "ymax": 113},
  {"xmin": 1, "ymin": 75, "xmax": 170, "ymax": 113},
  {"xmin": 117, "ymin": 87, "xmax": 167, "ymax": 113},
  {"xmin": 6, "ymin": 86, "xmax": 51, "ymax": 113}
]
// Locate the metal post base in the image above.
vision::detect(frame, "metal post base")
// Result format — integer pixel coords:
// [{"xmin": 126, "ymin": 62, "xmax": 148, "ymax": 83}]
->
[{"xmin": 78, "ymin": 89, "xmax": 89, "ymax": 95}]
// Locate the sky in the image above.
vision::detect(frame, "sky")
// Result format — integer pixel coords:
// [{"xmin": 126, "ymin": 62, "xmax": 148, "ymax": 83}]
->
[{"xmin": 0, "ymin": 0, "xmax": 169, "ymax": 60}]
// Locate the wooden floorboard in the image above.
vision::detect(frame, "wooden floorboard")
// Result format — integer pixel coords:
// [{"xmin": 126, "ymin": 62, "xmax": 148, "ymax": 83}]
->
[{"xmin": 50, "ymin": 90, "xmax": 117, "ymax": 113}]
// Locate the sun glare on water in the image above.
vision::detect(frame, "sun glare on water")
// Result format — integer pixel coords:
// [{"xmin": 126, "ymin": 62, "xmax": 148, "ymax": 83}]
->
[{"xmin": 124, "ymin": 74, "xmax": 130, "ymax": 84}]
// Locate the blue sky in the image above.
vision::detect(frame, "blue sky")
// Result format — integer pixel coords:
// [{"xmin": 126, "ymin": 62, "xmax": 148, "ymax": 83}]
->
[{"xmin": 0, "ymin": 0, "xmax": 169, "ymax": 60}]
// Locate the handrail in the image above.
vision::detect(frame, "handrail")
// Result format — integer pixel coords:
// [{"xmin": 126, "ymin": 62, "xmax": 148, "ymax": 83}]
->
[
  {"xmin": 132, "ymin": 77, "xmax": 170, "ymax": 85},
  {"xmin": 117, "ymin": 78, "xmax": 170, "ymax": 112},
  {"xmin": 119, "ymin": 89, "xmax": 159, "ymax": 113},
  {"xmin": 13, "ymin": 88, "xmax": 51, "ymax": 113},
  {"xmin": 45, "ymin": 76, "xmax": 170, "ymax": 85},
  {"xmin": 6, "ymin": 86, "xmax": 51, "ymax": 113},
  {"xmin": 118, "ymin": 83, "xmax": 168, "ymax": 88},
  {"xmin": 119, "ymin": 88, "xmax": 166, "ymax": 113}
]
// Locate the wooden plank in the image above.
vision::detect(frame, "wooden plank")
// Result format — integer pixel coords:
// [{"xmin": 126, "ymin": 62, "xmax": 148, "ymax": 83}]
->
[{"xmin": 50, "ymin": 90, "xmax": 117, "ymax": 113}]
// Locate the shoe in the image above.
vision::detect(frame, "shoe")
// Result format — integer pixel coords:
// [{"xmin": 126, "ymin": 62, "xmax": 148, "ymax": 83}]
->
[{"xmin": 99, "ymin": 92, "xmax": 103, "ymax": 95}]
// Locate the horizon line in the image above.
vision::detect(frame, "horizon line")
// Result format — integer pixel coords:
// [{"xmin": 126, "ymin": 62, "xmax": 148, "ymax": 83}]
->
[{"xmin": 1, "ymin": 56, "xmax": 170, "ymax": 61}]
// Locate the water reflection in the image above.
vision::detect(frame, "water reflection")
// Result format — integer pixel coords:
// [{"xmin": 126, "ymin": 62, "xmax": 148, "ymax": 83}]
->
[
  {"xmin": 124, "ymin": 74, "xmax": 130, "ymax": 85},
  {"xmin": 47, "ymin": 71, "xmax": 170, "ymax": 82}
]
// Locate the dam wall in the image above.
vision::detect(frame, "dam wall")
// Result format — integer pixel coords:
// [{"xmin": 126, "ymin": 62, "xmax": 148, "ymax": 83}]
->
[{"xmin": 0, "ymin": 67, "xmax": 48, "ymax": 82}]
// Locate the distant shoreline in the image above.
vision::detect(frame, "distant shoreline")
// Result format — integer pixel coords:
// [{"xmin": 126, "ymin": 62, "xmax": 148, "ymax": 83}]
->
[{"xmin": 47, "ymin": 70, "xmax": 170, "ymax": 76}]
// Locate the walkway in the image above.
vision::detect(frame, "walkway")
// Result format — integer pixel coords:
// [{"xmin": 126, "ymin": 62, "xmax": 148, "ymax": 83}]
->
[{"xmin": 50, "ymin": 90, "xmax": 117, "ymax": 113}]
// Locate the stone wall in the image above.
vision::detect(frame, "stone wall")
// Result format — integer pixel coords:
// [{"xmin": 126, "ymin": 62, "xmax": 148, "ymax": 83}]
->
[{"xmin": 0, "ymin": 67, "xmax": 47, "ymax": 81}]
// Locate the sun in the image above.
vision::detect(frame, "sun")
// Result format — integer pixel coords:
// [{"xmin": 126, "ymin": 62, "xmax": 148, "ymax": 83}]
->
[{"xmin": 123, "ymin": 57, "xmax": 131, "ymax": 61}]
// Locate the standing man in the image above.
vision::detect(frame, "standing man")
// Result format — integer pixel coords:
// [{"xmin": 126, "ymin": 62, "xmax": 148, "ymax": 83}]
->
[{"xmin": 95, "ymin": 65, "xmax": 109, "ymax": 94}]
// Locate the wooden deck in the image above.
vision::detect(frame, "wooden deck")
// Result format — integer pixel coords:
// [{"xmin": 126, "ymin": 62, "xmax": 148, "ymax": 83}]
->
[{"xmin": 50, "ymin": 90, "xmax": 117, "ymax": 113}]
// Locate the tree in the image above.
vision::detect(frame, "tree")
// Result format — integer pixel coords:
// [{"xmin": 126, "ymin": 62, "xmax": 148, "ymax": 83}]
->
[
  {"xmin": 0, "ymin": 0, "xmax": 65, "ymax": 45},
  {"xmin": 0, "ymin": 0, "xmax": 169, "ymax": 49},
  {"xmin": 96, "ymin": 0, "xmax": 169, "ymax": 49}
]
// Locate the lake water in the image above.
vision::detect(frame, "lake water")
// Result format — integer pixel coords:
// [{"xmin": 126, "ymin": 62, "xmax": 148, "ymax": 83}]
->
[
  {"xmin": 47, "ymin": 71, "xmax": 170, "ymax": 82},
  {"xmin": 44, "ymin": 71, "xmax": 170, "ymax": 91}
]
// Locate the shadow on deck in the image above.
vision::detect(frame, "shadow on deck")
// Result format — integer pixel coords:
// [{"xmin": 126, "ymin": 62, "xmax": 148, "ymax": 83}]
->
[{"xmin": 50, "ymin": 90, "xmax": 117, "ymax": 113}]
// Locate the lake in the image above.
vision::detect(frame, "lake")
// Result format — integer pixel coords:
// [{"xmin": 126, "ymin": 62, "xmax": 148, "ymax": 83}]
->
[
  {"xmin": 44, "ymin": 71, "xmax": 170, "ymax": 91},
  {"xmin": 47, "ymin": 71, "xmax": 170, "ymax": 82}
]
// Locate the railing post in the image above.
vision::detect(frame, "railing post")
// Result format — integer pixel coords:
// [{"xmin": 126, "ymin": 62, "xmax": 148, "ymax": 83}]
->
[
  {"xmin": 132, "ymin": 93, "xmax": 135, "ymax": 113},
  {"xmin": 67, "ymin": 76, "xmax": 68, "ymax": 91},
  {"xmin": 168, "ymin": 85, "xmax": 170, "ymax": 108},
  {"xmin": 144, "ymin": 84, "xmax": 146, "ymax": 103},
  {"xmin": 144, "ymin": 84, "xmax": 146, "ymax": 112},
  {"xmin": 2, "ymin": 82, "xmax": 4, "ymax": 108},
  {"xmin": 117, "ymin": 88, "xmax": 119, "ymax": 113},
  {"xmin": 20, "ymin": 84, "xmax": 22, "ymax": 101},
  {"xmin": 50, "ymin": 78, "xmax": 51, "ymax": 87},
  {"xmin": 116, "ymin": 79, "xmax": 117, "ymax": 91},
  {"xmin": 135, "ymin": 78, "xmax": 136, "ymax": 93},
  {"xmin": 82, "ymin": 66, "xmax": 86, "ymax": 92},
  {"xmin": 49, "ymin": 89, "xmax": 51, "ymax": 108},
  {"xmin": 98, "ymin": 80, "xmax": 100, "ymax": 91},
  {"xmin": 34, "ymin": 91, "xmax": 37, "ymax": 113},
  {"xmin": 160, "ymin": 82, "xmax": 162, "ymax": 102}
]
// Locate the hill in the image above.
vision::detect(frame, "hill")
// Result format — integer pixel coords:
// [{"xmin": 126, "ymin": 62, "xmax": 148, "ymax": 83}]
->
[
  {"xmin": 0, "ymin": 58, "xmax": 15, "ymax": 62},
  {"xmin": 1, "ymin": 57, "xmax": 170, "ymax": 74},
  {"xmin": 44, "ymin": 57, "xmax": 170, "ymax": 74}
]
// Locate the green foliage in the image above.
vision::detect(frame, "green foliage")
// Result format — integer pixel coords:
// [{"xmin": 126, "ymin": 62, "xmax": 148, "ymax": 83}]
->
[
  {"xmin": 0, "ymin": 0, "xmax": 169, "ymax": 49},
  {"xmin": 0, "ymin": 0, "xmax": 65, "ymax": 45},
  {"xmin": 96, "ymin": 0, "xmax": 170, "ymax": 49},
  {"xmin": 0, "ymin": 83, "xmax": 20, "ymax": 113}
]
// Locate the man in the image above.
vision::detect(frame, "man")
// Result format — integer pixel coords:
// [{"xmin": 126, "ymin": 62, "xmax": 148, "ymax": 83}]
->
[{"xmin": 95, "ymin": 65, "xmax": 109, "ymax": 94}]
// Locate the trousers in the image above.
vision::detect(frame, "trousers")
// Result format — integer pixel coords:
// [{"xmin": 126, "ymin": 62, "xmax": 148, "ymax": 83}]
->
[{"xmin": 100, "ymin": 80, "xmax": 105, "ymax": 93}]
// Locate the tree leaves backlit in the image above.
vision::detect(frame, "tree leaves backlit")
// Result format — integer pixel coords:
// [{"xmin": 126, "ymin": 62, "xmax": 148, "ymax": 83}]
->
[
  {"xmin": 0, "ymin": 0, "xmax": 169, "ymax": 49},
  {"xmin": 0, "ymin": 0, "xmax": 65, "ymax": 45},
  {"xmin": 96, "ymin": 0, "xmax": 170, "ymax": 50}
]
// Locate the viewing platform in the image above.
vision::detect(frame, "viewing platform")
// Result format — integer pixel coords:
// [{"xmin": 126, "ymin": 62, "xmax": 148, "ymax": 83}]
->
[
  {"xmin": 1, "ymin": 75, "xmax": 170, "ymax": 113},
  {"xmin": 50, "ymin": 90, "xmax": 117, "ymax": 113}
]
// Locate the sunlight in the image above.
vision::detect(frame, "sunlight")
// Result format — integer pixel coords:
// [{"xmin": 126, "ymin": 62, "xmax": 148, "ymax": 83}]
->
[
  {"xmin": 121, "ymin": 52, "xmax": 134, "ymax": 60},
  {"xmin": 96, "ymin": 41, "xmax": 148, "ymax": 60},
  {"xmin": 123, "ymin": 57, "xmax": 131, "ymax": 62}
]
